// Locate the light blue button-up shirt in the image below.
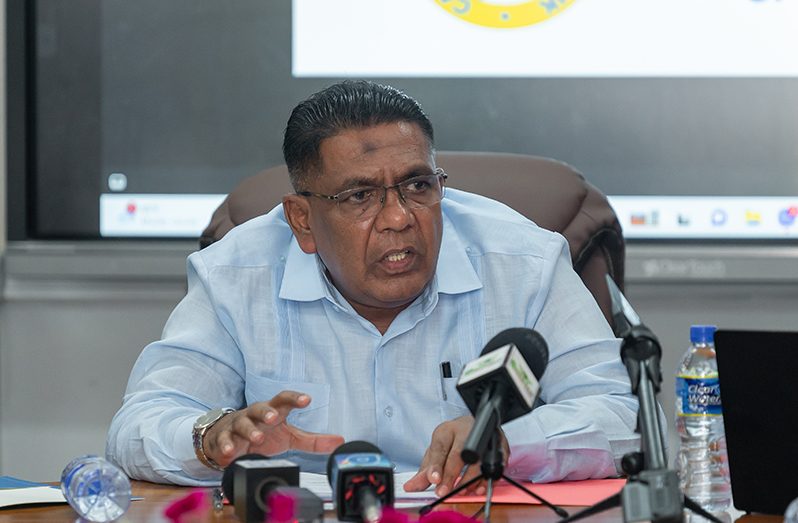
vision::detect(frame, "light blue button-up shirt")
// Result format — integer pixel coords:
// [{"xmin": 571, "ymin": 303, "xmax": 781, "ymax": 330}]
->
[{"xmin": 106, "ymin": 189, "xmax": 640, "ymax": 486}]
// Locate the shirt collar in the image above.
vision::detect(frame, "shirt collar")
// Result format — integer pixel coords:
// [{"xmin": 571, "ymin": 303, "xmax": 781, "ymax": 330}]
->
[
  {"xmin": 278, "ymin": 213, "xmax": 482, "ymax": 302},
  {"xmin": 434, "ymin": 212, "xmax": 482, "ymax": 295},
  {"xmin": 278, "ymin": 239, "xmax": 328, "ymax": 301}
]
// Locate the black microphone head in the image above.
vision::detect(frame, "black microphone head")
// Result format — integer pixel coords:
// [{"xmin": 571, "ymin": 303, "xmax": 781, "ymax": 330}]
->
[
  {"xmin": 325, "ymin": 440, "xmax": 382, "ymax": 485},
  {"xmin": 221, "ymin": 453, "xmax": 269, "ymax": 503},
  {"xmin": 482, "ymin": 327, "xmax": 549, "ymax": 379}
]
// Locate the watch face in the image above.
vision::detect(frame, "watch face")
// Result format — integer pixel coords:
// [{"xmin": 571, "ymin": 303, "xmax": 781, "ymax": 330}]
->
[{"xmin": 195, "ymin": 408, "xmax": 225, "ymax": 429}]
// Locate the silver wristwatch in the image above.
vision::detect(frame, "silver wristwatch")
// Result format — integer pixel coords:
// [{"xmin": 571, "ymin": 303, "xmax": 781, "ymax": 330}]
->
[{"xmin": 192, "ymin": 407, "xmax": 236, "ymax": 470}]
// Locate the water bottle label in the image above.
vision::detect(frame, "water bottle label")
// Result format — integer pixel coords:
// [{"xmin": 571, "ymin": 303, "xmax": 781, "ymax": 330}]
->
[{"xmin": 676, "ymin": 375, "xmax": 722, "ymax": 416}]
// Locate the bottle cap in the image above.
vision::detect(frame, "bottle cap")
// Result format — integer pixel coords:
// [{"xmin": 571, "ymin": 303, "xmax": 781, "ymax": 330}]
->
[{"xmin": 690, "ymin": 324, "xmax": 717, "ymax": 344}]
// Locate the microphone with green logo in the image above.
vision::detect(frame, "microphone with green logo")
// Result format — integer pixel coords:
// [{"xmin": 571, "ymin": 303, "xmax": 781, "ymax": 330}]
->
[{"xmin": 457, "ymin": 328, "xmax": 549, "ymax": 464}]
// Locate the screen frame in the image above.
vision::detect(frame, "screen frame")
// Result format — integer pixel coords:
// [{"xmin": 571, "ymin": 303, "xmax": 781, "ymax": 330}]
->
[
  {"xmin": 6, "ymin": 0, "xmax": 32, "ymax": 241},
  {"xmin": 5, "ymin": 0, "xmax": 798, "ymax": 245}
]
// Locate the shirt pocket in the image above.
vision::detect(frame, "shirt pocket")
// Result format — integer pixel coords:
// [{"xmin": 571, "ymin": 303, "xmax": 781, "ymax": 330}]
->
[
  {"xmin": 440, "ymin": 377, "xmax": 471, "ymax": 422},
  {"xmin": 244, "ymin": 372, "xmax": 331, "ymax": 434}
]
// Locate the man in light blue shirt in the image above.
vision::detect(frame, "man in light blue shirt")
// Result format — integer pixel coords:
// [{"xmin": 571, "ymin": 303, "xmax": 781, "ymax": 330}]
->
[{"xmin": 106, "ymin": 81, "xmax": 639, "ymax": 492}]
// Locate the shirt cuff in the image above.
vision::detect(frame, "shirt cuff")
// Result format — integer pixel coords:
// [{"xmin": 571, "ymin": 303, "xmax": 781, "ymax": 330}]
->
[{"xmin": 503, "ymin": 413, "xmax": 549, "ymax": 480}]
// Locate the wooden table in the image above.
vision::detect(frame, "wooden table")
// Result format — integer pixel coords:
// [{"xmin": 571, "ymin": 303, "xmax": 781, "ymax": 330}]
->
[{"xmin": 0, "ymin": 481, "xmax": 782, "ymax": 522}]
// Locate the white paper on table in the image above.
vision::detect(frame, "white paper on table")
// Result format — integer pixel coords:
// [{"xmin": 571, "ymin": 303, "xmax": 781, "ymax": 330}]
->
[{"xmin": 0, "ymin": 486, "xmax": 67, "ymax": 508}]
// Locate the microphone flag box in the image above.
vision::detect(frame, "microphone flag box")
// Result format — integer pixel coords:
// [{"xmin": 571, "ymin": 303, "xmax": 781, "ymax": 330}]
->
[
  {"xmin": 331, "ymin": 453, "xmax": 394, "ymax": 519},
  {"xmin": 232, "ymin": 458, "xmax": 299, "ymax": 522},
  {"xmin": 457, "ymin": 343, "xmax": 540, "ymax": 420}
]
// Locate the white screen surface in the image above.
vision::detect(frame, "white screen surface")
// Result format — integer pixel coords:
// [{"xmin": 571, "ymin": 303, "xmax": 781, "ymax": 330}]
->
[{"xmin": 294, "ymin": 0, "xmax": 798, "ymax": 77}]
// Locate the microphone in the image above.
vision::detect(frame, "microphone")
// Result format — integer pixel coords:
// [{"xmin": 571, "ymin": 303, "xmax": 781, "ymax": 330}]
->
[
  {"xmin": 605, "ymin": 275, "xmax": 667, "ymax": 472},
  {"xmin": 221, "ymin": 453, "xmax": 270, "ymax": 506},
  {"xmin": 457, "ymin": 327, "xmax": 549, "ymax": 464},
  {"xmin": 221, "ymin": 453, "xmax": 322, "ymax": 523},
  {"xmin": 326, "ymin": 441, "xmax": 394, "ymax": 523}
]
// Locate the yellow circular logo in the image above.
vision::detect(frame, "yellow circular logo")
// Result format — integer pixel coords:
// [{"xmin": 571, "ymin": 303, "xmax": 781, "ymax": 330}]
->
[{"xmin": 435, "ymin": 0, "xmax": 576, "ymax": 29}]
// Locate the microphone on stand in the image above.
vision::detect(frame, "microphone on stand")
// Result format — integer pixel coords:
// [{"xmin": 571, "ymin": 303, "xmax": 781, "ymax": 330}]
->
[
  {"xmin": 420, "ymin": 327, "xmax": 568, "ymax": 520},
  {"xmin": 606, "ymin": 277, "xmax": 668, "ymax": 471},
  {"xmin": 326, "ymin": 441, "xmax": 394, "ymax": 523},
  {"xmin": 557, "ymin": 277, "xmax": 723, "ymax": 523},
  {"xmin": 457, "ymin": 327, "xmax": 549, "ymax": 464}
]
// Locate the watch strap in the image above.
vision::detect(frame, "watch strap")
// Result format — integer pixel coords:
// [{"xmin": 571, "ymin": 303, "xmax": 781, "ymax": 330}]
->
[{"xmin": 193, "ymin": 407, "xmax": 236, "ymax": 471}]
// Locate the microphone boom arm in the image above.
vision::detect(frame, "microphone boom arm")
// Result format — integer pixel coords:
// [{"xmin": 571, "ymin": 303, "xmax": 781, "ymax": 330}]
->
[{"xmin": 557, "ymin": 277, "xmax": 724, "ymax": 523}]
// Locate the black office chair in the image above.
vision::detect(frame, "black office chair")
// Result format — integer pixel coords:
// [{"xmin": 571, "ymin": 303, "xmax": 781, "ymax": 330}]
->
[{"xmin": 200, "ymin": 151, "xmax": 625, "ymax": 327}]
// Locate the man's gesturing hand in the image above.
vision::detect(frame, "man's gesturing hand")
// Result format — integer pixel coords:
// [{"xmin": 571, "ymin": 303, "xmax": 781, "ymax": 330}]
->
[
  {"xmin": 202, "ymin": 390, "xmax": 344, "ymax": 469},
  {"xmin": 403, "ymin": 415, "xmax": 510, "ymax": 497}
]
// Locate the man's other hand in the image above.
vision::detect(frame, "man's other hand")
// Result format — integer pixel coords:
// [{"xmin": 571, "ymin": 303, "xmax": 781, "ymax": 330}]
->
[
  {"xmin": 202, "ymin": 390, "xmax": 344, "ymax": 469},
  {"xmin": 403, "ymin": 415, "xmax": 509, "ymax": 497}
]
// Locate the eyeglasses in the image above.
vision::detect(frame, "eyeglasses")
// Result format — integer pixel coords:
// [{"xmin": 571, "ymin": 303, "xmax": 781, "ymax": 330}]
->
[{"xmin": 297, "ymin": 168, "xmax": 447, "ymax": 220}]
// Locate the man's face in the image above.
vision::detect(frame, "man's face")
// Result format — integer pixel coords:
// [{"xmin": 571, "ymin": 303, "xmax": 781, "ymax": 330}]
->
[{"xmin": 285, "ymin": 122, "xmax": 443, "ymax": 320}]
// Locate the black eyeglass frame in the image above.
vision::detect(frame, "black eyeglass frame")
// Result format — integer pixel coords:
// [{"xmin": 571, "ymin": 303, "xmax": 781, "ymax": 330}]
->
[{"xmin": 296, "ymin": 168, "xmax": 448, "ymax": 214}]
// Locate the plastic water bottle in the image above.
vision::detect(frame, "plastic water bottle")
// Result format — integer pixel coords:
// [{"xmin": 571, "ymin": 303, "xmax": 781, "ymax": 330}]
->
[
  {"xmin": 784, "ymin": 496, "xmax": 798, "ymax": 523},
  {"xmin": 675, "ymin": 325, "xmax": 731, "ymax": 512},
  {"xmin": 60, "ymin": 455, "xmax": 132, "ymax": 522}
]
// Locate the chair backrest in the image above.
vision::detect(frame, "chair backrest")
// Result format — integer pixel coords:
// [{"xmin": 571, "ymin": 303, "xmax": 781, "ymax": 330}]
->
[{"xmin": 199, "ymin": 151, "xmax": 625, "ymax": 326}]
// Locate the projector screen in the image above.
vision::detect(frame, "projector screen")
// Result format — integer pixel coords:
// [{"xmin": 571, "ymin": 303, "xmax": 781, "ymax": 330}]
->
[
  {"xmin": 294, "ymin": 0, "xmax": 798, "ymax": 77},
  {"xmin": 13, "ymin": 0, "xmax": 798, "ymax": 241}
]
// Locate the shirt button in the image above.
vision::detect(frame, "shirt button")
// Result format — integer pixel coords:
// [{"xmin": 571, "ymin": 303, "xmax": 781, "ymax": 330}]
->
[{"xmin": 384, "ymin": 406, "xmax": 393, "ymax": 418}]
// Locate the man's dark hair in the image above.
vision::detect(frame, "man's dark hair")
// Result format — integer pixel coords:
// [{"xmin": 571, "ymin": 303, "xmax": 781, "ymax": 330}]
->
[{"xmin": 283, "ymin": 80, "xmax": 435, "ymax": 190}]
